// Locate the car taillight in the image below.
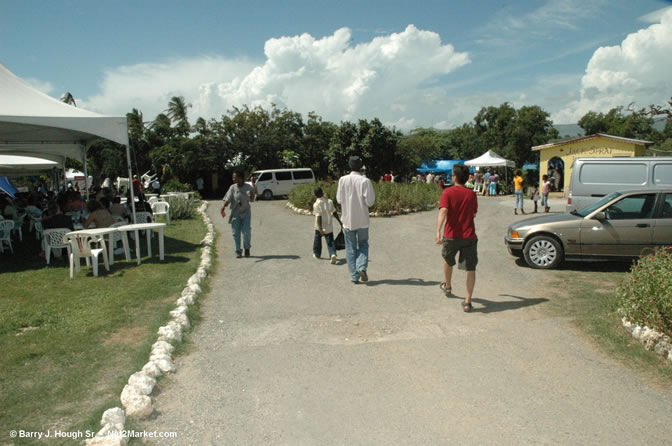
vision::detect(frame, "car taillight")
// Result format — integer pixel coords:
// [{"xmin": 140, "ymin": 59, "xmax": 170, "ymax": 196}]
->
[{"xmin": 568, "ymin": 192, "xmax": 572, "ymax": 205}]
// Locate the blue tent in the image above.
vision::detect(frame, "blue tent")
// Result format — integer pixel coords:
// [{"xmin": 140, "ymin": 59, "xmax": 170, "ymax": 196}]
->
[
  {"xmin": 417, "ymin": 160, "xmax": 465, "ymax": 174},
  {"xmin": 0, "ymin": 176, "xmax": 17, "ymax": 198},
  {"xmin": 522, "ymin": 161, "xmax": 539, "ymax": 171}
]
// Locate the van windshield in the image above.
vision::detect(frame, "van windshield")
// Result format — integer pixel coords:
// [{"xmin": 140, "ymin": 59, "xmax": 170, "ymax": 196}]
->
[
  {"xmin": 249, "ymin": 172, "xmax": 261, "ymax": 182},
  {"xmin": 574, "ymin": 192, "xmax": 622, "ymax": 217}
]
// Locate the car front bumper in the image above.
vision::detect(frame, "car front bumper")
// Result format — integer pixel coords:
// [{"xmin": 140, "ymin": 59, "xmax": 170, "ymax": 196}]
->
[{"xmin": 504, "ymin": 235, "xmax": 524, "ymax": 257}]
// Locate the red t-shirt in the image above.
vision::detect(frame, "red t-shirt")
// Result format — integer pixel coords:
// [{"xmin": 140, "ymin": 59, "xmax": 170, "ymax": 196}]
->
[{"xmin": 439, "ymin": 185, "xmax": 478, "ymax": 239}]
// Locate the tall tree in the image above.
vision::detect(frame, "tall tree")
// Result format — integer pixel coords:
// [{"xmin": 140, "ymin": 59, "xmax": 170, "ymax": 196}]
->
[
  {"xmin": 300, "ymin": 112, "xmax": 337, "ymax": 178},
  {"xmin": 165, "ymin": 96, "xmax": 192, "ymax": 137},
  {"xmin": 578, "ymin": 106, "xmax": 656, "ymax": 140},
  {"xmin": 474, "ymin": 103, "xmax": 557, "ymax": 166}
]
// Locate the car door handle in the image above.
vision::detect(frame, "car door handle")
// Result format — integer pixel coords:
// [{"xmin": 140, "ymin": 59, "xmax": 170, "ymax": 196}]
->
[{"xmin": 636, "ymin": 223, "xmax": 650, "ymax": 228}]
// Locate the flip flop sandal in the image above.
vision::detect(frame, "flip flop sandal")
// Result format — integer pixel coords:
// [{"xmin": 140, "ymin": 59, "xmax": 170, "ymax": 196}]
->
[
  {"xmin": 440, "ymin": 282, "xmax": 452, "ymax": 297},
  {"xmin": 463, "ymin": 301, "xmax": 473, "ymax": 313}
]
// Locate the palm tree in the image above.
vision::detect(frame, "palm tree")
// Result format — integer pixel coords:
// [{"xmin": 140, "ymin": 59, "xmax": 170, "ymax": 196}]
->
[
  {"xmin": 165, "ymin": 96, "xmax": 191, "ymax": 124},
  {"xmin": 60, "ymin": 92, "xmax": 77, "ymax": 107}
]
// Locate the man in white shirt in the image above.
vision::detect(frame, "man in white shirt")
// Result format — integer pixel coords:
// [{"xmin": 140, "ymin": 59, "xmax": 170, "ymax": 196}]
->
[{"xmin": 336, "ymin": 156, "xmax": 375, "ymax": 284}]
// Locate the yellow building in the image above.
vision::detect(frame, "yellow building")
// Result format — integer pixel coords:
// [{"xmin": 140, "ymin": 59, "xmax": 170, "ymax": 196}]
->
[{"xmin": 531, "ymin": 133, "xmax": 651, "ymax": 195}]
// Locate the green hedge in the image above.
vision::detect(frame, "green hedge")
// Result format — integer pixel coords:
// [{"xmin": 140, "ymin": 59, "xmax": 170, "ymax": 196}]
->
[
  {"xmin": 288, "ymin": 181, "xmax": 442, "ymax": 214},
  {"xmin": 163, "ymin": 179, "xmax": 193, "ymax": 193},
  {"xmin": 166, "ymin": 196, "xmax": 198, "ymax": 220},
  {"xmin": 617, "ymin": 247, "xmax": 672, "ymax": 336}
]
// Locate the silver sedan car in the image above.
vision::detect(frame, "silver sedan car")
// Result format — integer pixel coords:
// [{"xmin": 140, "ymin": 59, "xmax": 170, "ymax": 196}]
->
[{"xmin": 505, "ymin": 189, "xmax": 672, "ymax": 269}]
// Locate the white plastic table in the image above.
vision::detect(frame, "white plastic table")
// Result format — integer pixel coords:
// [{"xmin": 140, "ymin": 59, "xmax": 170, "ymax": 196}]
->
[{"xmin": 115, "ymin": 222, "xmax": 166, "ymax": 264}]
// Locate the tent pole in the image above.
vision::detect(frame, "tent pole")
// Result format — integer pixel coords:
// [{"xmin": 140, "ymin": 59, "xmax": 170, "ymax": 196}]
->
[
  {"xmin": 82, "ymin": 144, "xmax": 90, "ymax": 200},
  {"xmin": 126, "ymin": 143, "xmax": 137, "ymax": 224}
]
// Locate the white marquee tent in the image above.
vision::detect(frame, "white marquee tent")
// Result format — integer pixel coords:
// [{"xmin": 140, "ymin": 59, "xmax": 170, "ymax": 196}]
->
[
  {"xmin": 465, "ymin": 149, "xmax": 516, "ymax": 188},
  {"xmin": 464, "ymin": 150, "xmax": 515, "ymax": 168},
  {"xmin": 0, "ymin": 61, "xmax": 137, "ymax": 219},
  {"xmin": 0, "ymin": 154, "xmax": 58, "ymax": 177}
]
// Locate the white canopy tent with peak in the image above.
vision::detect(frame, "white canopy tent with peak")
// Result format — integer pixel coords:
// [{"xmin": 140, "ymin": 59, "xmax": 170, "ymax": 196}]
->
[
  {"xmin": 465, "ymin": 150, "xmax": 516, "ymax": 188},
  {"xmin": 0, "ymin": 61, "xmax": 138, "ymax": 221}
]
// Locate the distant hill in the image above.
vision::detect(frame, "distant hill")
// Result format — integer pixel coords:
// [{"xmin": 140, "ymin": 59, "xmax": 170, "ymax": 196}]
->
[{"xmin": 553, "ymin": 123, "xmax": 583, "ymax": 137}]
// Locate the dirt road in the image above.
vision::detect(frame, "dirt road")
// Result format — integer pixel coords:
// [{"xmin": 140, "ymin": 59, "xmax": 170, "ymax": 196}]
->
[{"xmin": 141, "ymin": 195, "xmax": 671, "ymax": 445}]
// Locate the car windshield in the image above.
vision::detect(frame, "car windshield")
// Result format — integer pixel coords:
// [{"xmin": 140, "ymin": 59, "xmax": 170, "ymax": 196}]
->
[
  {"xmin": 249, "ymin": 172, "xmax": 261, "ymax": 182},
  {"xmin": 574, "ymin": 192, "xmax": 622, "ymax": 217}
]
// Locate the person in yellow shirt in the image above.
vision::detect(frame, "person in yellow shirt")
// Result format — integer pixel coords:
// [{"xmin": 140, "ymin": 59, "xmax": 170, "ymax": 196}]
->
[{"xmin": 514, "ymin": 170, "xmax": 525, "ymax": 215}]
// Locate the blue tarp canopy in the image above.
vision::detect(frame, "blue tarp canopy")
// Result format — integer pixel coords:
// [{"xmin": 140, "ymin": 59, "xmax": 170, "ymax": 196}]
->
[
  {"xmin": 417, "ymin": 160, "xmax": 465, "ymax": 174},
  {"xmin": 522, "ymin": 161, "xmax": 539, "ymax": 171},
  {"xmin": 0, "ymin": 176, "xmax": 17, "ymax": 197}
]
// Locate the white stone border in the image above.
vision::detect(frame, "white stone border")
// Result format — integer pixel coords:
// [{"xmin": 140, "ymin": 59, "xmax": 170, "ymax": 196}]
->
[
  {"xmin": 621, "ymin": 317, "xmax": 672, "ymax": 362},
  {"xmin": 85, "ymin": 202, "xmax": 214, "ymax": 446},
  {"xmin": 285, "ymin": 201, "xmax": 436, "ymax": 217}
]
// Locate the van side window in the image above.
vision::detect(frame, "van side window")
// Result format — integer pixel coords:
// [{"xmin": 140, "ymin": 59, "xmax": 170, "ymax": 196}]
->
[
  {"xmin": 661, "ymin": 194, "xmax": 672, "ymax": 219},
  {"xmin": 653, "ymin": 164, "xmax": 672, "ymax": 186},
  {"xmin": 258, "ymin": 172, "xmax": 272, "ymax": 181},
  {"xmin": 605, "ymin": 194, "xmax": 656, "ymax": 220},
  {"xmin": 292, "ymin": 170, "xmax": 313, "ymax": 180},
  {"xmin": 276, "ymin": 171, "xmax": 292, "ymax": 181},
  {"xmin": 580, "ymin": 163, "xmax": 647, "ymax": 185}
]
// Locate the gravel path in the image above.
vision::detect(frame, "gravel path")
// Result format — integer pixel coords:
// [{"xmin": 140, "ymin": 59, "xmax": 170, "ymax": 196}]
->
[{"xmin": 140, "ymin": 195, "xmax": 672, "ymax": 445}]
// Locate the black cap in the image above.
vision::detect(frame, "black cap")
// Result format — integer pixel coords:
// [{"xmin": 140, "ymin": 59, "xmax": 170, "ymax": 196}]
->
[{"xmin": 349, "ymin": 155, "xmax": 363, "ymax": 170}]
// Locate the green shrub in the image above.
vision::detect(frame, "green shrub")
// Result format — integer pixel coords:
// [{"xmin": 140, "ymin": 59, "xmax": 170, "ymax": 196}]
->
[
  {"xmin": 163, "ymin": 179, "xmax": 193, "ymax": 193},
  {"xmin": 167, "ymin": 196, "xmax": 197, "ymax": 219},
  {"xmin": 288, "ymin": 181, "xmax": 441, "ymax": 214},
  {"xmin": 617, "ymin": 247, "xmax": 672, "ymax": 336}
]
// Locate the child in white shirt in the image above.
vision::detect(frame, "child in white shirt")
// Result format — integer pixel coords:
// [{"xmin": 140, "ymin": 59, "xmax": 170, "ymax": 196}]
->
[{"xmin": 312, "ymin": 187, "xmax": 341, "ymax": 264}]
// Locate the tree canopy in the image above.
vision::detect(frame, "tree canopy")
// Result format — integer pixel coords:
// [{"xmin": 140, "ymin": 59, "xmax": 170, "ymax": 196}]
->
[{"xmin": 80, "ymin": 96, "xmax": 670, "ymax": 194}]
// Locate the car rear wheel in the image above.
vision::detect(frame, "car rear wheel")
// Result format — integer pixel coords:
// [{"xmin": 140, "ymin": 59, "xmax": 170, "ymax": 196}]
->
[
  {"xmin": 262, "ymin": 189, "xmax": 273, "ymax": 200},
  {"xmin": 523, "ymin": 235, "xmax": 563, "ymax": 269}
]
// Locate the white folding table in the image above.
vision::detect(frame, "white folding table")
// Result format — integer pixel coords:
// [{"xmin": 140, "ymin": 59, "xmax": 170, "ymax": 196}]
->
[{"xmin": 115, "ymin": 222, "xmax": 166, "ymax": 264}]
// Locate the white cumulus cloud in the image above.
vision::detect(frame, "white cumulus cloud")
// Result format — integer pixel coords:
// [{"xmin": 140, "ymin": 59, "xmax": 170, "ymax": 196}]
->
[
  {"xmin": 555, "ymin": 8, "xmax": 672, "ymax": 123},
  {"xmin": 81, "ymin": 25, "xmax": 469, "ymax": 130}
]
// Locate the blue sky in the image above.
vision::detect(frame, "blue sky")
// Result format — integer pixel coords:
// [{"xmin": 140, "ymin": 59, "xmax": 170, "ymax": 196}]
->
[{"xmin": 1, "ymin": 0, "xmax": 671, "ymax": 129}]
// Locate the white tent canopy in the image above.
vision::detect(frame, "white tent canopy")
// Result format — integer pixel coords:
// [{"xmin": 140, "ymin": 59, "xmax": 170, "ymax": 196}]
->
[
  {"xmin": 0, "ymin": 62, "xmax": 128, "ymax": 158},
  {"xmin": 0, "ymin": 61, "xmax": 138, "ymax": 220},
  {"xmin": 464, "ymin": 150, "xmax": 515, "ymax": 168},
  {"xmin": 0, "ymin": 154, "xmax": 59, "ymax": 177}
]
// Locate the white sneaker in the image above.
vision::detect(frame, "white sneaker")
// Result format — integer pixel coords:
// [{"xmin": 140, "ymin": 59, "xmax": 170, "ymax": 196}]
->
[
  {"xmin": 330, "ymin": 254, "xmax": 337, "ymax": 264},
  {"xmin": 313, "ymin": 254, "xmax": 319, "ymax": 259}
]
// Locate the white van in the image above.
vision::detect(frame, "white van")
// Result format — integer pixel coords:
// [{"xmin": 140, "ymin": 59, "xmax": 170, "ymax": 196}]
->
[
  {"xmin": 249, "ymin": 168, "xmax": 316, "ymax": 200},
  {"xmin": 567, "ymin": 157, "xmax": 672, "ymax": 212}
]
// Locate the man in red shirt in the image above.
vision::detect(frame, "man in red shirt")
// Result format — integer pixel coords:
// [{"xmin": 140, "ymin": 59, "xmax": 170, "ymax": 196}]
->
[{"xmin": 435, "ymin": 164, "xmax": 478, "ymax": 312}]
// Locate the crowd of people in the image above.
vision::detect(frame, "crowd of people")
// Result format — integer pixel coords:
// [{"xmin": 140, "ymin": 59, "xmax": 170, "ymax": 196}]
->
[{"xmin": 0, "ymin": 177, "xmax": 158, "ymax": 258}]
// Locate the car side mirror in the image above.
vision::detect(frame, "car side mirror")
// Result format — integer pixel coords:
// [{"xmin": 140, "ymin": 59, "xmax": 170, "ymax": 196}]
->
[{"xmin": 592, "ymin": 211, "xmax": 606, "ymax": 220}]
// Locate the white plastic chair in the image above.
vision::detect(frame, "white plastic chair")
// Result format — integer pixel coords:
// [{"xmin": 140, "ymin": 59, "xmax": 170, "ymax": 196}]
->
[
  {"xmin": 64, "ymin": 233, "xmax": 110, "ymax": 278},
  {"xmin": 135, "ymin": 211, "xmax": 153, "ymax": 224},
  {"xmin": 0, "ymin": 220, "xmax": 15, "ymax": 253},
  {"xmin": 42, "ymin": 227, "xmax": 72, "ymax": 265},
  {"xmin": 109, "ymin": 222, "xmax": 131, "ymax": 263},
  {"xmin": 12, "ymin": 213, "xmax": 25, "ymax": 241},
  {"xmin": 148, "ymin": 196, "xmax": 159, "ymax": 205},
  {"xmin": 130, "ymin": 211, "xmax": 153, "ymax": 241},
  {"xmin": 33, "ymin": 220, "xmax": 44, "ymax": 241},
  {"xmin": 151, "ymin": 201, "xmax": 170, "ymax": 224}
]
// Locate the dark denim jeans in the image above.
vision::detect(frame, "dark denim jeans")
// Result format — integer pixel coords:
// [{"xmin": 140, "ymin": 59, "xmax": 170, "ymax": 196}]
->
[{"xmin": 313, "ymin": 230, "xmax": 336, "ymax": 258}]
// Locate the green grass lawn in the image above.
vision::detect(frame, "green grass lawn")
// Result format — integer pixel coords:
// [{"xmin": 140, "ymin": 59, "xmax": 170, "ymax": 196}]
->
[
  {"xmin": 0, "ymin": 217, "xmax": 206, "ymax": 444},
  {"xmin": 545, "ymin": 261, "xmax": 672, "ymax": 387}
]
